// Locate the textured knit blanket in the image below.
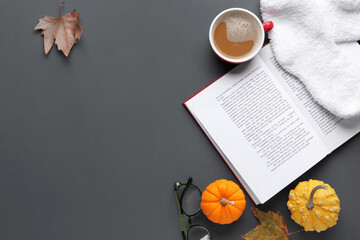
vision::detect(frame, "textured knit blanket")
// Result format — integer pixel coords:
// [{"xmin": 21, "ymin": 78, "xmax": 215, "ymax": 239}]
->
[{"xmin": 261, "ymin": 0, "xmax": 360, "ymax": 118}]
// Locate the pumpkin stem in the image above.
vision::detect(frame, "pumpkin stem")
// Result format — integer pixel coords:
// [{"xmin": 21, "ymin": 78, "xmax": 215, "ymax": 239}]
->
[
  {"xmin": 219, "ymin": 198, "xmax": 234, "ymax": 206},
  {"xmin": 306, "ymin": 185, "xmax": 327, "ymax": 210}
]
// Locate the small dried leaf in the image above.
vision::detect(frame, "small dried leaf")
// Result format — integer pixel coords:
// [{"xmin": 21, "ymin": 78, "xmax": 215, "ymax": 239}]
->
[
  {"xmin": 242, "ymin": 208, "xmax": 289, "ymax": 240},
  {"xmin": 35, "ymin": 3, "xmax": 82, "ymax": 57}
]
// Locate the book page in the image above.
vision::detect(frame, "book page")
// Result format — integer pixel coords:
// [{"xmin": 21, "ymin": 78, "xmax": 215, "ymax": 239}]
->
[
  {"xmin": 259, "ymin": 43, "xmax": 360, "ymax": 152},
  {"xmin": 185, "ymin": 56, "xmax": 328, "ymax": 204}
]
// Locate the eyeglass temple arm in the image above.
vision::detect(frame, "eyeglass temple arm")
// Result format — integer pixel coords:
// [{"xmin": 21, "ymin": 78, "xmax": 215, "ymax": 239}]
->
[{"xmin": 174, "ymin": 189, "xmax": 187, "ymax": 240}]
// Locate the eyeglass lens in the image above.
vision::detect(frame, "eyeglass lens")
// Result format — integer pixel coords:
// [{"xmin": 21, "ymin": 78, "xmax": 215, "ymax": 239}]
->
[
  {"xmin": 188, "ymin": 226, "xmax": 210, "ymax": 240},
  {"xmin": 181, "ymin": 184, "xmax": 202, "ymax": 216}
]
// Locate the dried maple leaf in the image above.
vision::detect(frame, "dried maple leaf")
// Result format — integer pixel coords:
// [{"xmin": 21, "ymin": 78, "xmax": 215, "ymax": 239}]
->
[
  {"xmin": 242, "ymin": 208, "xmax": 289, "ymax": 240},
  {"xmin": 35, "ymin": 2, "xmax": 82, "ymax": 57}
]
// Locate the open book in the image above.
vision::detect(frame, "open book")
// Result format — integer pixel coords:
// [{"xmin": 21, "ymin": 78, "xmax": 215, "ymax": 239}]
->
[{"xmin": 184, "ymin": 43, "xmax": 360, "ymax": 205}]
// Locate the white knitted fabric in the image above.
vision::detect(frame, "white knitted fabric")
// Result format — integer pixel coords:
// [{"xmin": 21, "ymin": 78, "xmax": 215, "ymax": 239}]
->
[{"xmin": 261, "ymin": 0, "xmax": 360, "ymax": 118}]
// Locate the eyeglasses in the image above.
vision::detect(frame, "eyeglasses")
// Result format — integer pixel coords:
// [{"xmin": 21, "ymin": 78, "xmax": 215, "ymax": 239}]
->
[{"xmin": 174, "ymin": 177, "xmax": 212, "ymax": 240}]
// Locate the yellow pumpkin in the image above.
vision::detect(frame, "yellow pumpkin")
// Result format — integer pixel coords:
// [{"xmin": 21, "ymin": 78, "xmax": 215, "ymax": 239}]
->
[
  {"xmin": 287, "ymin": 179, "xmax": 340, "ymax": 232},
  {"xmin": 201, "ymin": 179, "xmax": 246, "ymax": 224}
]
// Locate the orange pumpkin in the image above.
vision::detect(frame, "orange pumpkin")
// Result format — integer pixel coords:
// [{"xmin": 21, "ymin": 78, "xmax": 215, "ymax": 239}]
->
[{"xmin": 201, "ymin": 179, "xmax": 246, "ymax": 224}]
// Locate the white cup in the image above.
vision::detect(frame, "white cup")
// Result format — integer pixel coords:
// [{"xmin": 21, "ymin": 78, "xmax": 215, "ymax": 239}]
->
[{"xmin": 209, "ymin": 8, "xmax": 273, "ymax": 64}]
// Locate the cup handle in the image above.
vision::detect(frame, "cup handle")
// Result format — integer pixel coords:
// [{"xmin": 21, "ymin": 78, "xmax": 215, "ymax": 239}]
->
[{"xmin": 263, "ymin": 21, "xmax": 274, "ymax": 33}]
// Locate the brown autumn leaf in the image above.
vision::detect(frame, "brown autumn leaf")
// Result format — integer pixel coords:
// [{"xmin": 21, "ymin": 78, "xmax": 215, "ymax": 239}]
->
[
  {"xmin": 35, "ymin": 2, "xmax": 82, "ymax": 57},
  {"xmin": 242, "ymin": 208, "xmax": 289, "ymax": 240}
]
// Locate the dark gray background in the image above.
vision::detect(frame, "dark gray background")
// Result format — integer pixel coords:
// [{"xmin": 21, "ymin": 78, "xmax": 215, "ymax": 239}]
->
[{"xmin": 0, "ymin": 0, "xmax": 359, "ymax": 239}]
